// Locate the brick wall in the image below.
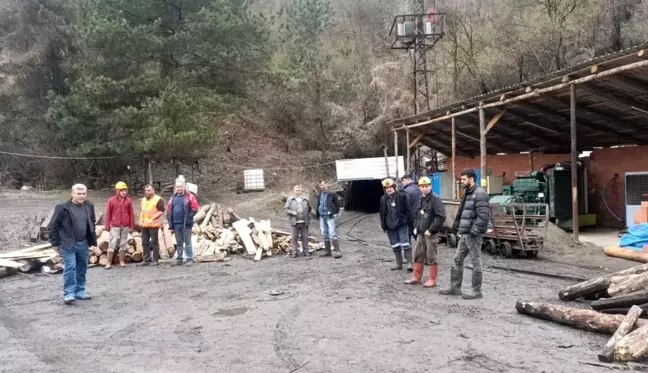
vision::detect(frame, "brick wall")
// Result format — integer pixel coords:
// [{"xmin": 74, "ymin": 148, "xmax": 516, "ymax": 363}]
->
[{"xmin": 449, "ymin": 146, "xmax": 648, "ymax": 228}]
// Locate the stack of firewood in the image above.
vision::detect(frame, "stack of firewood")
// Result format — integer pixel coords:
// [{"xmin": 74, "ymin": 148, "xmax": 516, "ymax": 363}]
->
[
  {"xmin": 516, "ymin": 263, "xmax": 648, "ymax": 365},
  {"xmin": 192, "ymin": 203, "xmax": 322, "ymax": 262},
  {"xmin": 93, "ymin": 226, "xmax": 147, "ymax": 265},
  {"xmin": 0, "ymin": 243, "xmax": 61, "ymax": 277}
]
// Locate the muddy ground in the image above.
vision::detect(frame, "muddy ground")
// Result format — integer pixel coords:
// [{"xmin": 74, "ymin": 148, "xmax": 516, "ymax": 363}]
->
[{"xmin": 0, "ymin": 190, "xmax": 637, "ymax": 373}]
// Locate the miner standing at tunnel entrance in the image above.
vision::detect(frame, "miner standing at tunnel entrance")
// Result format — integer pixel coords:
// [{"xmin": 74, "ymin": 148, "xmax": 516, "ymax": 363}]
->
[
  {"xmin": 379, "ymin": 178, "xmax": 412, "ymax": 271},
  {"xmin": 405, "ymin": 176, "xmax": 446, "ymax": 288},
  {"xmin": 316, "ymin": 181, "xmax": 342, "ymax": 258}
]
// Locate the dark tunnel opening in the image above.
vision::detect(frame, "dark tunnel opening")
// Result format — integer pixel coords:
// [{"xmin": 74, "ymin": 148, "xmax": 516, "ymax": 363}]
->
[{"xmin": 344, "ymin": 179, "xmax": 384, "ymax": 213}]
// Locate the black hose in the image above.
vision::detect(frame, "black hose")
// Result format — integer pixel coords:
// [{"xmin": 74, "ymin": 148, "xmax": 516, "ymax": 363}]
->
[{"xmin": 602, "ymin": 175, "xmax": 623, "ymax": 222}]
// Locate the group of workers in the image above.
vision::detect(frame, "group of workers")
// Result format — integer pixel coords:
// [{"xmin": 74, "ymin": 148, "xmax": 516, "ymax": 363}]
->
[
  {"xmin": 379, "ymin": 168, "xmax": 490, "ymax": 299},
  {"xmin": 48, "ymin": 176, "xmax": 198, "ymax": 304},
  {"xmin": 48, "ymin": 168, "xmax": 488, "ymax": 304}
]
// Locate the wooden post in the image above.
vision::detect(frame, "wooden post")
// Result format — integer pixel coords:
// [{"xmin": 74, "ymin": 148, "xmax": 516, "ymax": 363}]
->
[
  {"xmin": 479, "ymin": 104, "xmax": 487, "ymax": 189},
  {"xmin": 451, "ymin": 116, "xmax": 457, "ymax": 198},
  {"xmin": 570, "ymin": 83, "xmax": 579, "ymax": 241},
  {"xmin": 406, "ymin": 130, "xmax": 411, "ymax": 175},
  {"xmin": 394, "ymin": 131, "xmax": 399, "ymax": 181}
]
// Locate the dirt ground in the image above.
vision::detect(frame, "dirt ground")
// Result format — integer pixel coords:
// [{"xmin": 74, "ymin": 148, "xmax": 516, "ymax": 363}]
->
[{"xmin": 0, "ymin": 190, "xmax": 639, "ymax": 373}]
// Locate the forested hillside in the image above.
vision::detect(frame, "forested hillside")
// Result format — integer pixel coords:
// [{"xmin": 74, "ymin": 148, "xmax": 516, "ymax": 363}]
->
[{"xmin": 1, "ymin": 0, "xmax": 647, "ymax": 189}]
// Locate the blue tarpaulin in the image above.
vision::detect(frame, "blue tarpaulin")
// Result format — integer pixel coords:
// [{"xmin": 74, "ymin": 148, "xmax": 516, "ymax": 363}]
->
[{"xmin": 619, "ymin": 223, "xmax": 648, "ymax": 251}]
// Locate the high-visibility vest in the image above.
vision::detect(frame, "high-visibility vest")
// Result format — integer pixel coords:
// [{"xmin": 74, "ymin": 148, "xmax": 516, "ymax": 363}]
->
[{"xmin": 140, "ymin": 195, "xmax": 162, "ymax": 228}]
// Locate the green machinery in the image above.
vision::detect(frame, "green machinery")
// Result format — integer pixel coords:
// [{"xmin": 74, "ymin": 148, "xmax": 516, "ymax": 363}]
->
[{"xmin": 490, "ymin": 161, "xmax": 596, "ymax": 230}]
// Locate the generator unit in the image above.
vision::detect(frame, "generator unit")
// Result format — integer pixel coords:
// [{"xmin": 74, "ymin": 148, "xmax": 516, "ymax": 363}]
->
[
  {"xmin": 547, "ymin": 161, "xmax": 590, "ymax": 229},
  {"xmin": 510, "ymin": 171, "xmax": 548, "ymax": 203}
]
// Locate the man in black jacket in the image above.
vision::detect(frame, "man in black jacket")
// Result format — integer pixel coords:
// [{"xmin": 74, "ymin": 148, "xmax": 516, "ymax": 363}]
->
[
  {"xmin": 48, "ymin": 184, "xmax": 98, "ymax": 304},
  {"xmin": 405, "ymin": 176, "xmax": 446, "ymax": 287},
  {"xmin": 379, "ymin": 178, "xmax": 411, "ymax": 271},
  {"xmin": 440, "ymin": 169, "xmax": 490, "ymax": 299},
  {"xmin": 315, "ymin": 181, "xmax": 342, "ymax": 258}
]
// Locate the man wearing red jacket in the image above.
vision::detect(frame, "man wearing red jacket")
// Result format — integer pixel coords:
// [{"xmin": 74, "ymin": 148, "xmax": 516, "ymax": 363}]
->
[
  {"xmin": 104, "ymin": 181, "xmax": 135, "ymax": 269},
  {"xmin": 167, "ymin": 176, "xmax": 199, "ymax": 266}
]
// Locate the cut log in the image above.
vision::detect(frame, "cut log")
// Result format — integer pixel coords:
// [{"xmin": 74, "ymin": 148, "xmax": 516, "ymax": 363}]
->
[
  {"xmin": 96, "ymin": 225, "xmax": 105, "ymax": 237},
  {"xmin": 95, "ymin": 210, "xmax": 104, "ymax": 225},
  {"xmin": 98, "ymin": 254, "xmax": 108, "ymax": 266},
  {"xmin": 127, "ymin": 234, "xmax": 134, "ymax": 246},
  {"xmin": 200, "ymin": 203, "xmax": 217, "ymax": 231},
  {"xmin": 600, "ymin": 307, "xmax": 648, "ymax": 316},
  {"xmin": 91, "ymin": 246, "xmax": 103, "ymax": 257},
  {"xmin": 16, "ymin": 259, "xmax": 39, "ymax": 273},
  {"xmin": 599, "ymin": 305, "xmax": 644, "ymax": 362},
  {"xmin": 214, "ymin": 205, "xmax": 224, "ymax": 226},
  {"xmin": 615, "ymin": 323, "xmax": 648, "ymax": 361},
  {"xmin": 233, "ymin": 220, "xmax": 256, "ymax": 255},
  {"xmin": 133, "ymin": 236, "xmax": 143, "ymax": 253},
  {"xmin": 515, "ymin": 300, "xmax": 648, "ymax": 334},
  {"xmin": 193, "ymin": 204, "xmax": 211, "ymax": 223},
  {"xmin": 127, "ymin": 245, "xmax": 136, "ymax": 254},
  {"xmin": 157, "ymin": 226, "xmax": 170, "ymax": 259},
  {"xmin": 592, "ymin": 294, "xmax": 648, "ymax": 311},
  {"xmin": 605, "ymin": 247, "xmax": 648, "ymax": 263},
  {"xmin": 40, "ymin": 206, "xmax": 56, "ymax": 236},
  {"xmin": 98, "ymin": 230, "xmax": 111, "ymax": 252},
  {"xmin": 131, "ymin": 251, "xmax": 143, "ymax": 262},
  {"xmin": 125, "ymin": 254, "xmax": 133, "ymax": 263},
  {"xmin": 609, "ymin": 272, "xmax": 648, "ymax": 297},
  {"xmin": 254, "ymin": 247, "xmax": 263, "ymax": 261},
  {"xmin": 228, "ymin": 208, "xmax": 242, "ymax": 222},
  {"xmin": 30, "ymin": 213, "xmax": 43, "ymax": 242},
  {"xmin": 89, "ymin": 255, "xmax": 99, "ymax": 264},
  {"xmin": 0, "ymin": 259, "xmax": 23, "ymax": 268},
  {"xmin": 558, "ymin": 263, "xmax": 648, "ymax": 301}
]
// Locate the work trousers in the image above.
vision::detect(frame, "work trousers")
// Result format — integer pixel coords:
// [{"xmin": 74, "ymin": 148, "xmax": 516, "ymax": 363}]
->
[
  {"xmin": 141, "ymin": 227, "xmax": 160, "ymax": 262},
  {"xmin": 290, "ymin": 223, "xmax": 309, "ymax": 255},
  {"xmin": 453, "ymin": 234, "xmax": 483, "ymax": 275},
  {"xmin": 173, "ymin": 224, "xmax": 194, "ymax": 261},
  {"xmin": 108, "ymin": 227, "xmax": 129, "ymax": 253},
  {"xmin": 386, "ymin": 225, "xmax": 411, "ymax": 251},
  {"xmin": 61, "ymin": 241, "xmax": 89, "ymax": 298},
  {"xmin": 413, "ymin": 233, "xmax": 438, "ymax": 265}
]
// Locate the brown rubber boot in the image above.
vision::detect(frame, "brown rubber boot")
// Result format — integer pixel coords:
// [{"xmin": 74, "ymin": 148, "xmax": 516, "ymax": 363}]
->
[
  {"xmin": 423, "ymin": 264, "xmax": 439, "ymax": 288},
  {"xmin": 105, "ymin": 251, "xmax": 115, "ymax": 269},
  {"xmin": 118, "ymin": 251, "xmax": 127, "ymax": 267},
  {"xmin": 404, "ymin": 263, "xmax": 424, "ymax": 285}
]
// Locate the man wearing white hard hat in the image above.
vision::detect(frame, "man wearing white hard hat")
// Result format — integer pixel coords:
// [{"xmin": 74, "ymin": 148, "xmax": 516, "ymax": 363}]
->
[{"xmin": 167, "ymin": 176, "xmax": 200, "ymax": 266}]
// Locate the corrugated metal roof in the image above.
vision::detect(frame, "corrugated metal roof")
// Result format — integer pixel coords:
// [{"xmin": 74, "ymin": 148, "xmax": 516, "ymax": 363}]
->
[{"xmin": 391, "ymin": 42, "xmax": 648, "ymax": 155}]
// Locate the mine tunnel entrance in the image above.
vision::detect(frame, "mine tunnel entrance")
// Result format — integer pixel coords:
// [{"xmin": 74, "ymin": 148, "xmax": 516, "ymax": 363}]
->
[{"xmin": 343, "ymin": 179, "xmax": 384, "ymax": 213}]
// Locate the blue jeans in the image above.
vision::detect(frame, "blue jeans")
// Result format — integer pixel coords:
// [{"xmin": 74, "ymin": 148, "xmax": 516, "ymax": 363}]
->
[
  {"xmin": 61, "ymin": 241, "xmax": 89, "ymax": 298},
  {"xmin": 386, "ymin": 225, "xmax": 411, "ymax": 250},
  {"xmin": 319, "ymin": 216, "xmax": 338, "ymax": 241},
  {"xmin": 174, "ymin": 224, "xmax": 194, "ymax": 260}
]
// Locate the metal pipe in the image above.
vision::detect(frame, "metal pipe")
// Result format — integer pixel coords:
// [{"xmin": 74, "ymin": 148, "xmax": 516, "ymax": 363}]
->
[
  {"xmin": 406, "ymin": 130, "xmax": 411, "ymax": 174},
  {"xmin": 383, "ymin": 145, "xmax": 390, "ymax": 179},
  {"xmin": 394, "ymin": 131, "xmax": 399, "ymax": 181},
  {"xmin": 570, "ymin": 83, "xmax": 579, "ymax": 242},
  {"xmin": 451, "ymin": 116, "xmax": 457, "ymax": 198}
]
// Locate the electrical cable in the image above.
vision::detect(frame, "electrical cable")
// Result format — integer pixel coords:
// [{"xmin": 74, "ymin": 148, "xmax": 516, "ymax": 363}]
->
[
  {"xmin": 0, "ymin": 150, "xmax": 120, "ymax": 160},
  {"xmin": 602, "ymin": 175, "xmax": 623, "ymax": 222}
]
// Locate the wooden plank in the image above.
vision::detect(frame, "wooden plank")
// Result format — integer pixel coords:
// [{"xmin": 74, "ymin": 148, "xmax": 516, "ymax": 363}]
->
[
  {"xmin": 599, "ymin": 305, "xmax": 643, "ymax": 362},
  {"xmin": 483, "ymin": 109, "xmax": 507, "ymax": 135},
  {"xmin": 0, "ymin": 259, "xmax": 23, "ymax": 268},
  {"xmin": 408, "ymin": 134, "xmax": 424, "ymax": 149},
  {"xmin": 30, "ymin": 213, "xmax": 43, "ymax": 242},
  {"xmin": 40, "ymin": 207, "xmax": 56, "ymax": 233}
]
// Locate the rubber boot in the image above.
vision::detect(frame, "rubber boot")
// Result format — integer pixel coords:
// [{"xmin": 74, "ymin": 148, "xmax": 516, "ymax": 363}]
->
[
  {"xmin": 439, "ymin": 267, "xmax": 463, "ymax": 296},
  {"xmin": 332, "ymin": 239, "xmax": 342, "ymax": 258},
  {"xmin": 404, "ymin": 263, "xmax": 424, "ymax": 285},
  {"xmin": 403, "ymin": 249, "xmax": 413, "ymax": 272},
  {"xmin": 391, "ymin": 249, "xmax": 403, "ymax": 270},
  {"xmin": 462, "ymin": 271, "xmax": 483, "ymax": 299},
  {"xmin": 320, "ymin": 241, "xmax": 332, "ymax": 257},
  {"xmin": 423, "ymin": 264, "xmax": 439, "ymax": 288},
  {"xmin": 105, "ymin": 251, "xmax": 115, "ymax": 269},
  {"xmin": 118, "ymin": 251, "xmax": 127, "ymax": 267}
]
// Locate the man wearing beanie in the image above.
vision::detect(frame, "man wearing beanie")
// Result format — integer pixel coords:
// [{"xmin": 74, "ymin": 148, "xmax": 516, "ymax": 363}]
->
[{"xmin": 167, "ymin": 176, "xmax": 200, "ymax": 266}]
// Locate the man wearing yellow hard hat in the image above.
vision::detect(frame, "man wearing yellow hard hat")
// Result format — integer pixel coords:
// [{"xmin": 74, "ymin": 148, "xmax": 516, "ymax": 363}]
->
[
  {"xmin": 379, "ymin": 178, "xmax": 412, "ymax": 271},
  {"xmin": 104, "ymin": 181, "xmax": 135, "ymax": 269},
  {"xmin": 405, "ymin": 176, "xmax": 446, "ymax": 288}
]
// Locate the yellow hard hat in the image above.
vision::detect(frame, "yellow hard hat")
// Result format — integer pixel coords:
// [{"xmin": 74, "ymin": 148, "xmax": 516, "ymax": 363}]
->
[
  {"xmin": 115, "ymin": 181, "xmax": 128, "ymax": 190},
  {"xmin": 381, "ymin": 178, "xmax": 395, "ymax": 188},
  {"xmin": 418, "ymin": 176, "xmax": 431, "ymax": 186}
]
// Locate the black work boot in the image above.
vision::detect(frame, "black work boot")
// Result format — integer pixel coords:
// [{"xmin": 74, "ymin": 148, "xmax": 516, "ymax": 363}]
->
[
  {"xmin": 439, "ymin": 267, "xmax": 463, "ymax": 296},
  {"xmin": 332, "ymin": 239, "xmax": 342, "ymax": 258},
  {"xmin": 403, "ymin": 249, "xmax": 413, "ymax": 272},
  {"xmin": 391, "ymin": 248, "xmax": 403, "ymax": 270},
  {"xmin": 462, "ymin": 271, "xmax": 483, "ymax": 299},
  {"xmin": 320, "ymin": 241, "xmax": 332, "ymax": 257}
]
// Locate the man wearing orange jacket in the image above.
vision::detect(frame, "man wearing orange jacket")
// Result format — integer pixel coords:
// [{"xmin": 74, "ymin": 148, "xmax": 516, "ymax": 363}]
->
[{"xmin": 138, "ymin": 184, "xmax": 165, "ymax": 266}]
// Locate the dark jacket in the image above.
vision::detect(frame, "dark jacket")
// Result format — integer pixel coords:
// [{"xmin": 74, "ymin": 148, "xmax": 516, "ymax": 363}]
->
[
  {"xmin": 414, "ymin": 192, "xmax": 446, "ymax": 234},
  {"xmin": 48, "ymin": 200, "xmax": 98, "ymax": 249},
  {"xmin": 315, "ymin": 191, "xmax": 341, "ymax": 219},
  {"xmin": 379, "ymin": 191, "xmax": 410, "ymax": 231},
  {"xmin": 166, "ymin": 192, "xmax": 200, "ymax": 230},
  {"xmin": 402, "ymin": 182, "xmax": 422, "ymax": 225},
  {"xmin": 453, "ymin": 185, "xmax": 490, "ymax": 235},
  {"xmin": 105, "ymin": 192, "xmax": 135, "ymax": 231}
]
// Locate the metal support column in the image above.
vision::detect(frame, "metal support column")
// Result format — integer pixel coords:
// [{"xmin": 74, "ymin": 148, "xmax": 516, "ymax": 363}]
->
[
  {"xmin": 479, "ymin": 104, "xmax": 487, "ymax": 188},
  {"xmin": 406, "ymin": 130, "xmax": 411, "ymax": 175},
  {"xmin": 451, "ymin": 116, "xmax": 456, "ymax": 198},
  {"xmin": 570, "ymin": 83, "xmax": 579, "ymax": 241},
  {"xmin": 394, "ymin": 131, "xmax": 399, "ymax": 181}
]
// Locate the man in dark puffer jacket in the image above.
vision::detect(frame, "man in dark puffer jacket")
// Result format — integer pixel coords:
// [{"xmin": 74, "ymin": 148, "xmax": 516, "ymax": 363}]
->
[{"xmin": 440, "ymin": 169, "xmax": 490, "ymax": 299}]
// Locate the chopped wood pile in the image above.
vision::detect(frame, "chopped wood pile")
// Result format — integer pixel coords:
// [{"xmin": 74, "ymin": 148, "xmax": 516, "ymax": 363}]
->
[
  {"xmin": 192, "ymin": 203, "xmax": 322, "ymax": 262},
  {"xmin": 516, "ymin": 263, "xmax": 648, "ymax": 364},
  {"xmin": 1, "ymin": 203, "xmax": 323, "ymax": 278}
]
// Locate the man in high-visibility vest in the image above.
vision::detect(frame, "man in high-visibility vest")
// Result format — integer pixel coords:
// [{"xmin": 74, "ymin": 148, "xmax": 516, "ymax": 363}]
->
[{"xmin": 138, "ymin": 184, "xmax": 165, "ymax": 266}]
